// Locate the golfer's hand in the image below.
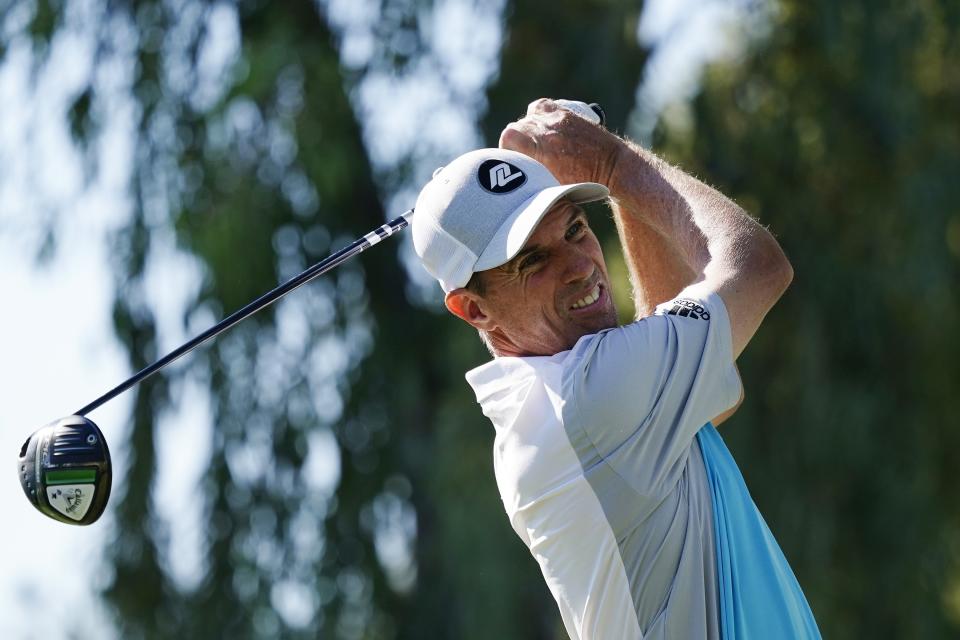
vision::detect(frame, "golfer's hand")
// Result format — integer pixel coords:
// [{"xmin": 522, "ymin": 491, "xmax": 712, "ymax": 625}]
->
[{"xmin": 498, "ymin": 98, "xmax": 626, "ymax": 187}]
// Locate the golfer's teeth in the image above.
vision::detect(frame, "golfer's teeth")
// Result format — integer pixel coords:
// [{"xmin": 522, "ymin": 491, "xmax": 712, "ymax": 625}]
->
[{"xmin": 571, "ymin": 285, "xmax": 601, "ymax": 309}]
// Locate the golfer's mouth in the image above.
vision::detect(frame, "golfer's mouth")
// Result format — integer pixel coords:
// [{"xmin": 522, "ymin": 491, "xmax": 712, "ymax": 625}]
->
[{"xmin": 569, "ymin": 283, "xmax": 604, "ymax": 312}]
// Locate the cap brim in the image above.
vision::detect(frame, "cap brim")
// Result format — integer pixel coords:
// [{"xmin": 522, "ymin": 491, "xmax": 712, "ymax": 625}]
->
[{"xmin": 473, "ymin": 182, "xmax": 609, "ymax": 272}]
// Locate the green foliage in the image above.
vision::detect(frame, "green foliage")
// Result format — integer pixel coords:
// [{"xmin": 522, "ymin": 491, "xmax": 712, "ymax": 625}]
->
[
  {"xmin": 27, "ymin": 0, "xmax": 60, "ymax": 53},
  {"xmin": 483, "ymin": 0, "xmax": 645, "ymax": 145},
  {"xmin": 656, "ymin": 0, "xmax": 960, "ymax": 636},
  {"xmin": 7, "ymin": 0, "xmax": 959, "ymax": 637}
]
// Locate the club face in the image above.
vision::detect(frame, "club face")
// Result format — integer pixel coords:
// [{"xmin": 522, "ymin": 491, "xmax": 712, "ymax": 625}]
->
[{"xmin": 18, "ymin": 415, "xmax": 112, "ymax": 526}]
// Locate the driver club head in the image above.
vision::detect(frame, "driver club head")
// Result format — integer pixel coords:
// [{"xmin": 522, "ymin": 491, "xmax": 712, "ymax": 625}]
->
[{"xmin": 18, "ymin": 415, "xmax": 112, "ymax": 526}]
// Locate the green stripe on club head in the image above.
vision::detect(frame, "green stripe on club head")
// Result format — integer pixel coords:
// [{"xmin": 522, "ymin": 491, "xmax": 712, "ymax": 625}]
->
[{"xmin": 45, "ymin": 469, "xmax": 97, "ymax": 485}]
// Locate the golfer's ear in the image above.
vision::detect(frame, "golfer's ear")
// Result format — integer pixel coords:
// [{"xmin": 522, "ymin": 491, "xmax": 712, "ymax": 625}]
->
[{"xmin": 445, "ymin": 289, "xmax": 495, "ymax": 331}]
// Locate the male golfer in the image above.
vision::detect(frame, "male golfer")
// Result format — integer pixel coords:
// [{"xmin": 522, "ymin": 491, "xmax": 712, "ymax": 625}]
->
[{"xmin": 411, "ymin": 99, "xmax": 821, "ymax": 639}]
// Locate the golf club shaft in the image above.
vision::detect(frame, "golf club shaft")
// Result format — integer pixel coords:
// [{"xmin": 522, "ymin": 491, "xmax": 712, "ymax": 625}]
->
[{"xmin": 75, "ymin": 210, "xmax": 414, "ymax": 417}]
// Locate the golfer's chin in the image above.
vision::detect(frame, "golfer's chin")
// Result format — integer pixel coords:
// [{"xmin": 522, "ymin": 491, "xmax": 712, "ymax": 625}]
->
[
  {"xmin": 572, "ymin": 316, "xmax": 616, "ymax": 345},
  {"xmin": 563, "ymin": 301, "xmax": 618, "ymax": 345},
  {"xmin": 558, "ymin": 310, "xmax": 618, "ymax": 352}
]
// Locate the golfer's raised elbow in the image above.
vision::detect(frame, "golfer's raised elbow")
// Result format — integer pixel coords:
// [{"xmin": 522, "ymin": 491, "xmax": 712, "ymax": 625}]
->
[
  {"xmin": 780, "ymin": 256, "xmax": 794, "ymax": 294},
  {"xmin": 762, "ymin": 238, "xmax": 793, "ymax": 298},
  {"xmin": 716, "ymin": 231, "xmax": 793, "ymax": 358},
  {"xmin": 744, "ymin": 230, "xmax": 793, "ymax": 302},
  {"xmin": 770, "ymin": 239, "xmax": 794, "ymax": 299}
]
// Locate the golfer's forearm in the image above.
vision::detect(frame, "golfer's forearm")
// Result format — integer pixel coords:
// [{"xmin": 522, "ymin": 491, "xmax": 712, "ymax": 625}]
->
[
  {"xmin": 608, "ymin": 139, "xmax": 792, "ymax": 357},
  {"xmin": 608, "ymin": 140, "xmax": 782, "ymax": 287},
  {"xmin": 607, "ymin": 202, "xmax": 697, "ymax": 318}
]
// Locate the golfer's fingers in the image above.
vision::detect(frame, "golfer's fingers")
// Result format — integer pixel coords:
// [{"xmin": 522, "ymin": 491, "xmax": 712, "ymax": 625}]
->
[
  {"xmin": 499, "ymin": 120, "xmax": 539, "ymax": 158},
  {"xmin": 526, "ymin": 97, "xmax": 559, "ymax": 117}
]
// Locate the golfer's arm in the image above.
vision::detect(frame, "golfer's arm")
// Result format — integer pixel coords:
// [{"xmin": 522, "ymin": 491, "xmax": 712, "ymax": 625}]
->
[
  {"xmin": 608, "ymin": 206, "xmax": 698, "ymax": 318},
  {"xmin": 607, "ymin": 140, "xmax": 793, "ymax": 358},
  {"xmin": 595, "ymin": 224, "xmax": 745, "ymax": 423},
  {"xmin": 711, "ymin": 374, "xmax": 744, "ymax": 426}
]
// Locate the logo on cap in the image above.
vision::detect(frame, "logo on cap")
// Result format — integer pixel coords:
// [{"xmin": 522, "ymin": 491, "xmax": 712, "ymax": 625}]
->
[{"xmin": 477, "ymin": 159, "xmax": 526, "ymax": 194}]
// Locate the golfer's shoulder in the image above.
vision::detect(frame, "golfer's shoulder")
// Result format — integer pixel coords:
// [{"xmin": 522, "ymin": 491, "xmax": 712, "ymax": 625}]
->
[
  {"xmin": 560, "ymin": 313, "xmax": 669, "ymax": 377},
  {"xmin": 560, "ymin": 289, "xmax": 731, "ymax": 400}
]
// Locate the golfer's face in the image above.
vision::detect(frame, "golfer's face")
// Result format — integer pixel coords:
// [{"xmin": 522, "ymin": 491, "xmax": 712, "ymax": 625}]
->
[{"xmin": 481, "ymin": 201, "xmax": 617, "ymax": 356}]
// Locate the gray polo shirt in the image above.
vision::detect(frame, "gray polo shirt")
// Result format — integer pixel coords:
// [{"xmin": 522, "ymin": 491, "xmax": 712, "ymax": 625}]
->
[{"xmin": 466, "ymin": 285, "xmax": 742, "ymax": 639}]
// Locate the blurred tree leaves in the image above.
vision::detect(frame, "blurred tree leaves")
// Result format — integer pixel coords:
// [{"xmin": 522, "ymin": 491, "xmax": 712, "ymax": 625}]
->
[
  {"xmin": 483, "ymin": 0, "xmax": 644, "ymax": 141},
  {"xmin": 654, "ymin": 0, "xmax": 960, "ymax": 637},
  {"xmin": 4, "ymin": 0, "xmax": 644, "ymax": 637},
  {"xmin": 4, "ymin": 0, "xmax": 960, "ymax": 638}
]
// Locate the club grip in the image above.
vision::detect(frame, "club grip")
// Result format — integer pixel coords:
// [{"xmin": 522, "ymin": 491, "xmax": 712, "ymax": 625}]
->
[
  {"xmin": 555, "ymin": 99, "xmax": 606, "ymax": 127},
  {"xmin": 588, "ymin": 103, "xmax": 606, "ymax": 127}
]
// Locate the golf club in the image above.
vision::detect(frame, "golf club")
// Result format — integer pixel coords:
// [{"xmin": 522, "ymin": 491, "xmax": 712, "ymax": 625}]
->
[
  {"xmin": 17, "ymin": 101, "xmax": 606, "ymax": 526},
  {"xmin": 18, "ymin": 211, "xmax": 412, "ymax": 525}
]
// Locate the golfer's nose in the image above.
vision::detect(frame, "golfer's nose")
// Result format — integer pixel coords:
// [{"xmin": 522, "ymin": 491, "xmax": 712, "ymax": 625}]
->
[{"xmin": 561, "ymin": 246, "xmax": 594, "ymax": 284}]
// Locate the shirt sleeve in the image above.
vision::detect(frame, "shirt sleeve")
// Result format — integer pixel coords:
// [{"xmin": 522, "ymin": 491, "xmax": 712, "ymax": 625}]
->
[{"xmin": 560, "ymin": 283, "xmax": 742, "ymax": 495}]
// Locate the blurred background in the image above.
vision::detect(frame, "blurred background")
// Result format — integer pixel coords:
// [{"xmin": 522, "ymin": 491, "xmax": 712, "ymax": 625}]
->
[{"xmin": 1, "ymin": 0, "xmax": 958, "ymax": 637}]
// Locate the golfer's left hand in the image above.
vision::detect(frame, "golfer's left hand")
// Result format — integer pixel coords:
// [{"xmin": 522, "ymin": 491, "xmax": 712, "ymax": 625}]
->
[{"xmin": 498, "ymin": 98, "xmax": 627, "ymax": 187}]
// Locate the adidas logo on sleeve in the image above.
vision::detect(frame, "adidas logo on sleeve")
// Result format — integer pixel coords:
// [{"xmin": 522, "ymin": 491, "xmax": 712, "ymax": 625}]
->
[{"xmin": 666, "ymin": 299, "xmax": 711, "ymax": 321}]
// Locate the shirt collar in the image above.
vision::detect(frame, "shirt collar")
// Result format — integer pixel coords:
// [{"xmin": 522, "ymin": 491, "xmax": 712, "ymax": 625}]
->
[{"xmin": 465, "ymin": 352, "xmax": 568, "ymax": 428}]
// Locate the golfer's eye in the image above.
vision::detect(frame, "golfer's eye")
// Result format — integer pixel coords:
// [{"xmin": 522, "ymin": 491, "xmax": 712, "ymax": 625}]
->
[
  {"xmin": 520, "ymin": 253, "xmax": 544, "ymax": 271},
  {"xmin": 565, "ymin": 220, "xmax": 586, "ymax": 241}
]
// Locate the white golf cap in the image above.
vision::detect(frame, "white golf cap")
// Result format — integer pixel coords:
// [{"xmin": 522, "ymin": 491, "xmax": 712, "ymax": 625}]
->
[{"xmin": 412, "ymin": 148, "xmax": 609, "ymax": 292}]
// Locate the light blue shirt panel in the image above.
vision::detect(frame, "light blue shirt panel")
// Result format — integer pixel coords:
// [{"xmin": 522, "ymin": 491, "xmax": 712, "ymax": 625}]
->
[
  {"xmin": 697, "ymin": 424, "xmax": 822, "ymax": 639},
  {"xmin": 563, "ymin": 290, "xmax": 743, "ymax": 499},
  {"xmin": 559, "ymin": 289, "xmax": 741, "ymax": 637}
]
